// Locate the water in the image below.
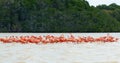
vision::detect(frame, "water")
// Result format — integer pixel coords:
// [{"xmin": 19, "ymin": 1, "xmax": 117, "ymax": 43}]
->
[
  {"xmin": 0, "ymin": 33, "xmax": 120, "ymax": 63},
  {"xmin": 0, "ymin": 33, "xmax": 119, "ymax": 38}
]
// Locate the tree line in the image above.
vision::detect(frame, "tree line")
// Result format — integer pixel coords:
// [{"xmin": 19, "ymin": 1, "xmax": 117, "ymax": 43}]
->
[{"xmin": 0, "ymin": 0, "xmax": 120, "ymax": 32}]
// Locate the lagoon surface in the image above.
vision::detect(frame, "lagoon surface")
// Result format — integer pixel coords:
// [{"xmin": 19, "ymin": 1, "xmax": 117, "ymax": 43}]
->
[
  {"xmin": 0, "ymin": 33, "xmax": 120, "ymax": 63},
  {"xmin": 0, "ymin": 33, "xmax": 120, "ymax": 37}
]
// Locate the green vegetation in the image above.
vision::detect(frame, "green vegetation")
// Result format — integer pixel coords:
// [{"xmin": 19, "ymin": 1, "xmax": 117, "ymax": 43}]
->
[{"xmin": 0, "ymin": 0, "xmax": 120, "ymax": 32}]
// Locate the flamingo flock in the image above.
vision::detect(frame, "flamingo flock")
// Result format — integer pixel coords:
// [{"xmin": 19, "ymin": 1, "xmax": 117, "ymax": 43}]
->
[{"xmin": 0, "ymin": 34, "xmax": 119, "ymax": 44}]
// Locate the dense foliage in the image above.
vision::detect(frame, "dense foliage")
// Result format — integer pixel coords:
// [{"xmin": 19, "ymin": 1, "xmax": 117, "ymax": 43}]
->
[{"xmin": 0, "ymin": 0, "xmax": 120, "ymax": 32}]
